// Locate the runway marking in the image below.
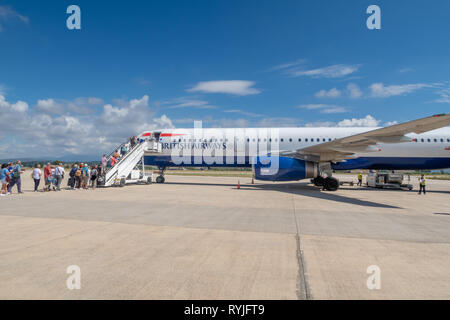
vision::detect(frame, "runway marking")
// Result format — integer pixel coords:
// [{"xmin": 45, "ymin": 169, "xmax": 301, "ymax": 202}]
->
[{"xmin": 292, "ymin": 196, "xmax": 311, "ymax": 300}]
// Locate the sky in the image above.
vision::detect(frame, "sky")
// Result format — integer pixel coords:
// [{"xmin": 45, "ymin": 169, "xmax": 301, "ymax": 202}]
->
[{"xmin": 0, "ymin": 0, "xmax": 449, "ymax": 159}]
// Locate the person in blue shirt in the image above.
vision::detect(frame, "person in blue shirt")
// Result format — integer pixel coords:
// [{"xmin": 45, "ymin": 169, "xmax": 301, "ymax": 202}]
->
[
  {"xmin": 81, "ymin": 164, "xmax": 90, "ymax": 189},
  {"xmin": 8, "ymin": 160, "xmax": 24, "ymax": 194},
  {"xmin": 1, "ymin": 163, "xmax": 10, "ymax": 196}
]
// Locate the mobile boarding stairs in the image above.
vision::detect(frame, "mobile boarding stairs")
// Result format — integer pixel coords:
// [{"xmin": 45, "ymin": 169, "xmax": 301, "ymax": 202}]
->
[{"xmin": 100, "ymin": 137, "xmax": 162, "ymax": 187}]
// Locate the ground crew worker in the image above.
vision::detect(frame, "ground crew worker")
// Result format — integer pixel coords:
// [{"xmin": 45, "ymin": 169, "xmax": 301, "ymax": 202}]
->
[
  {"xmin": 357, "ymin": 172, "xmax": 363, "ymax": 186},
  {"xmin": 418, "ymin": 175, "xmax": 426, "ymax": 195}
]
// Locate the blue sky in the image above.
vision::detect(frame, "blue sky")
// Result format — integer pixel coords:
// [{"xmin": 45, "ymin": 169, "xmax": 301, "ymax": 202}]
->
[{"xmin": 0, "ymin": 0, "xmax": 449, "ymax": 159}]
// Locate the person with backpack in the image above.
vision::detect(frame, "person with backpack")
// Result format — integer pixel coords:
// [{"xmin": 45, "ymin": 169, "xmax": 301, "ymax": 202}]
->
[
  {"xmin": 8, "ymin": 160, "xmax": 24, "ymax": 194},
  {"xmin": 90, "ymin": 165, "xmax": 98, "ymax": 189},
  {"xmin": 69, "ymin": 164, "xmax": 78, "ymax": 189},
  {"xmin": 75, "ymin": 165, "xmax": 82, "ymax": 189},
  {"xmin": 81, "ymin": 164, "xmax": 90, "ymax": 189}
]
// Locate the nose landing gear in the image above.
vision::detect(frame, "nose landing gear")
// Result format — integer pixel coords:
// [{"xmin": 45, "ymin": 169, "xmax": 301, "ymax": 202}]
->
[{"xmin": 155, "ymin": 166, "xmax": 166, "ymax": 183}]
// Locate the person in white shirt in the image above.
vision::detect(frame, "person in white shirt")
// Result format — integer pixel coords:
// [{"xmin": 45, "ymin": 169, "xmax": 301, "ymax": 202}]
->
[
  {"xmin": 32, "ymin": 164, "xmax": 42, "ymax": 192},
  {"xmin": 55, "ymin": 163, "xmax": 65, "ymax": 191}
]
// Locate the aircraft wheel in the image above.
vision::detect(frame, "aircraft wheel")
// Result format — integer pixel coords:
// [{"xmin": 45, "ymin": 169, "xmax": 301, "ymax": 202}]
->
[
  {"xmin": 323, "ymin": 177, "xmax": 339, "ymax": 191},
  {"xmin": 119, "ymin": 178, "xmax": 126, "ymax": 187},
  {"xmin": 156, "ymin": 175, "xmax": 165, "ymax": 184},
  {"xmin": 312, "ymin": 176, "xmax": 324, "ymax": 187},
  {"xmin": 146, "ymin": 176, "xmax": 152, "ymax": 184}
]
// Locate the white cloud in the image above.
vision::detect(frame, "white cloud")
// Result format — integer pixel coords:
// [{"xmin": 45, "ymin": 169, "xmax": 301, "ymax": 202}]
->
[
  {"xmin": 187, "ymin": 80, "xmax": 261, "ymax": 96},
  {"xmin": 36, "ymin": 99, "xmax": 65, "ymax": 114},
  {"xmin": 0, "ymin": 94, "xmax": 173, "ymax": 159},
  {"xmin": 270, "ymin": 59, "xmax": 306, "ymax": 71},
  {"xmin": 289, "ymin": 64, "xmax": 360, "ymax": 78},
  {"xmin": 0, "ymin": 5, "xmax": 29, "ymax": 31},
  {"xmin": 0, "ymin": 84, "xmax": 7, "ymax": 95},
  {"xmin": 347, "ymin": 83, "xmax": 363, "ymax": 99},
  {"xmin": 35, "ymin": 97, "xmax": 105, "ymax": 115},
  {"xmin": 337, "ymin": 115, "xmax": 380, "ymax": 127},
  {"xmin": 384, "ymin": 121, "xmax": 398, "ymax": 126},
  {"xmin": 298, "ymin": 104, "xmax": 348, "ymax": 114},
  {"xmin": 223, "ymin": 109, "xmax": 262, "ymax": 117},
  {"xmin": 369, "ymin": 82, "xmax": 432, "ymax": 98},
  {"xmin": 162, "ymin": 97, "xmax": 216, "ymax": 109},
  {"xmin": 434, "ymin": 87, "xmax": 450, "ymax": 103},
  {"xmin": 315, "ymin": 88, "xmax": 341, "ymax": 98},
  {"xmin": 0, "ymin": 95, "xmax": 28, "ymax": 113},
  {"xmin": 304, "ymin": 115, "xmax": 381, "ymax": 127},
  {"xmin": 87, "ymin": 97, "xmax": 103, "ymax": 105}
]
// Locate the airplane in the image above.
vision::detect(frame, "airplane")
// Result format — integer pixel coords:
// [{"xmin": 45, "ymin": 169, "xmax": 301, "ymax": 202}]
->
[{"xmin": 137, "ymin": 114, "xmax": 450, "ymax": 191}]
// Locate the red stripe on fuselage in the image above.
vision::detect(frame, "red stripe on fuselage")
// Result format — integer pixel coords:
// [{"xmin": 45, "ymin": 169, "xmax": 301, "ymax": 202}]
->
[{"xmin": 160, "ymin": 133, "xmax": 186, "ymax": 137}]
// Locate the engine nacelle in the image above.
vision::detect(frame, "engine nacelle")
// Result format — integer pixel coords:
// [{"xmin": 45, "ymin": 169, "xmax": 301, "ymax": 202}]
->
[{"xmin": 253, "ymin": 156, "xmax": 319, "ymax": 181}]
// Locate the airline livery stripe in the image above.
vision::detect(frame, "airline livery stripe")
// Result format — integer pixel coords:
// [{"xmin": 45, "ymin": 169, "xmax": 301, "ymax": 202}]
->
[{"xmin": 160, "ymin": 133, "xmax": 186, "ymax": 137}]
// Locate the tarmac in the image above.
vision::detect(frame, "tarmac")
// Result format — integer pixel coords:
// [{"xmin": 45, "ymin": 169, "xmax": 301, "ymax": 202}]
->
[{"xmin": 0, "ymin": 173, "xmax": 449, "ymax": 299}]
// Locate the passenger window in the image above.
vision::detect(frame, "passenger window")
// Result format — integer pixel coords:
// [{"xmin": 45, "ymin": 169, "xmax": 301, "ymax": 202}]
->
[
  {"xmin": 247, "ymin": 138, "xmax": 250, "ymax": 142},
  {"xmin": 434, "ymin": 139, "xmax": 437, "ymax": 142},
  {"xmin": 280, "ymin": 138, "xmax": 284, "ymax": 142},
  {"xmin": 305, "ymin": 138, "xmax": 308, "ymax": 142},
  {"xmin": 289, "ymin": 138, "xmax": 292, "ymax": 142},
  {"xmin": 440, "ymin": 138, "xmax": 444, "ymax": 142},
  {"xmin": 427, "ymin": 139, "xmax": 431, "ymax": 142},
  {"xmin": 298, "ymin": 138, "xmax": 301, "ymax": 142},
  {"xmin": 328, "ymin": 138, "xmax": 332, "ymax": 142}
]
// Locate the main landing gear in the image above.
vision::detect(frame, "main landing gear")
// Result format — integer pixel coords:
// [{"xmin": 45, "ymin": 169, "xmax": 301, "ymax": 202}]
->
[
  {"xmin": 312, "ymin": 176, "xmax": 339, "ymax": 191},
  {"xmin": 155, "ymin": 166, "xmax": 166, "ymax": 183},
  {"xmin": 311, "ymin": 162, "xmax": 339, "ymax": 191}
]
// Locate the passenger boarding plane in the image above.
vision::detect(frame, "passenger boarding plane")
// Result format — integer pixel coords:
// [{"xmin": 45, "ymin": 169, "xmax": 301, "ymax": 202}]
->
[{"xmin": 137, "ymin": 114, "xmax": 450, "ymax": 191}]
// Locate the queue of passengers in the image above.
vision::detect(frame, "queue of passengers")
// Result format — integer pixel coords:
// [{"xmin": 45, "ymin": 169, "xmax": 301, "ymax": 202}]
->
[
  {"xmin": 1, "ymin": 137, "xmax": 142, "ymax": 196},
  {"xmin": 0, "ymin": 161, "xmax": 102, "ymax": 196}
]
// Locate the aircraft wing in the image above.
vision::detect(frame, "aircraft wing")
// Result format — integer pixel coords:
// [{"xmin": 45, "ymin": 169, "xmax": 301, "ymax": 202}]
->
[{"xmin": 282, "ymin": 114, "xmax": 450, "ymax": 162}]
